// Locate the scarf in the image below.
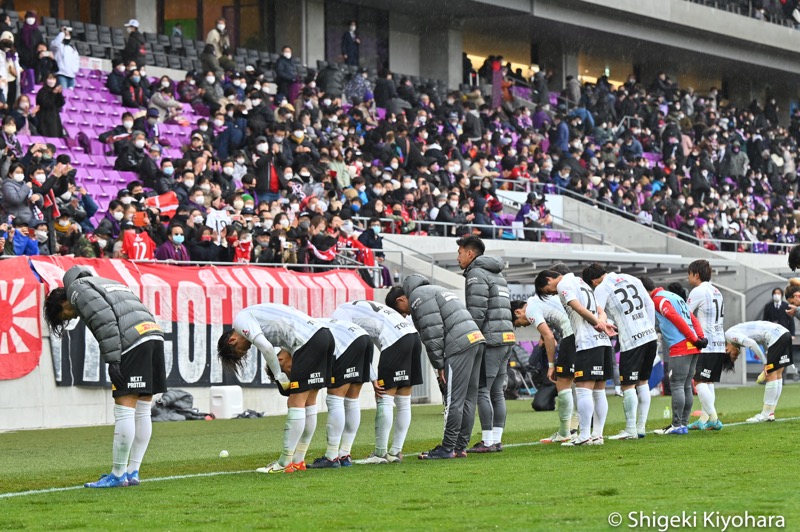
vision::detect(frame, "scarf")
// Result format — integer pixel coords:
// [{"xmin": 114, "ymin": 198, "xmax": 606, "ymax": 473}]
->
[
  {"xmin": 21, "ymin": 23, "xmax": 36, "ymax": 49},
  {"xmin": 30, "ymin": 174, "xmax": 59, "ymax": 219}
]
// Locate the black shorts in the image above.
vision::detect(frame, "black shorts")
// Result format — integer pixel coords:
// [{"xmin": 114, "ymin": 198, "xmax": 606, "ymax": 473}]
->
[
  {"xmin": 113, "ymin": 339, "xmax": 167, "ymax": 398},
  {"xmin": 289, "ymin": 329, "xmax": 334, "ymax": 394},
  {"xmin": 766, "ymin": 332, "xmax": 794, "ymax": 374},
  {"xmin": 378, "ymin": 333, "xmax": 423, "ymax": 390},
  {"xmin": 694, "ymin": 352, "xmax": 725, "ymax": 382},
  {"xmin": 555, "ymin": 335, "xmax": 576, "ymax": 378},
  {"xmin": 604, "ymin": 346, "xmax": 615, "ymax": 381},
  {"xmin": 330, "ymin": 335, "xmax": 373, "ymax": 388},
  {"xmin": 620, "ymin": 341, "xmax": 658, "ymax": 384},
  {"xmin": 574, "ymin": 345, "xmax": 609, "ymax": 382}
]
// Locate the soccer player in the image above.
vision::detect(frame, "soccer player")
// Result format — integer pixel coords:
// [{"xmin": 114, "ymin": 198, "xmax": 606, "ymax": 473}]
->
[
  {"xmin": 386, "ymin": 275, "xmax": 486, "ymax": 459},
  {"xmin": 725, "ymin": 321, "xmax": 793, "ymax": 423},
  {"xmin": 217, "ymin": 304, "xmax": 334, "ymax": 473},
  {"xmin": 640, "ymin": 277, "xmax": 707, "ymax": 435},
  {"xmin": 456, "ymin": 235, "xmax": 516, "ymax": 452},
  {"xmin": 44, "ymin": 266, "xmax": 165, "ymax": 488},
  {"xmin": 307, "ymin": 318, "xmax": 374, "ymax": 468},
  {"xmin": 331, "ymin": 300, "xmax": 422, "ymax": 464},
  {"xmin": 510, "ymin": 295, "xmax": 575, "ymax": 443},
  {"xmin": 534, "ymin": 269, "xmax": 617, "ymax": 446},
  {"xmin": 686, "ymin": 260, "xmax": 726, "ymax": 430},
  {"xmin": 582, "ymin": 263, "xmax": 657, "ymax": 440}
]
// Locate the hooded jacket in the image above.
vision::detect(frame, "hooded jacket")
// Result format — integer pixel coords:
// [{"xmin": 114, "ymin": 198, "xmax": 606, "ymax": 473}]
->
[
  {"xmin": 63, "ymin": 266, "xmax": 163, "ymax": 363},
  {"xmin": 403, "ymin": 274, "xmax": 484, "ymax": 369},
  {"xmin": 463, "ymin": 255, "xmax": 515, "ymax": 346}
]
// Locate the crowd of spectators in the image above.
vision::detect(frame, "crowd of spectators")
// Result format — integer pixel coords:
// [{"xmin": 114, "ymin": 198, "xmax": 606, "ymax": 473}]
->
[{"xmin": 0, "ymin": 9, "xmax": 798, "ymax": 288}]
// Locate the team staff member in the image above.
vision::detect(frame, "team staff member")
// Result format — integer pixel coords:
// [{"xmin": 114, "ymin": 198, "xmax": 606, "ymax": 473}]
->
[
  {"xmin": 44, "ymin": 266, "xmax": 165, "ymax": 488},
  {"xmin": 640, "ymin": 277, "xmax": 707, "ymax": 435},
  {"xmin": 686, "ymin": 260, "xmax": 727, "ymax": 431},
  {"xmin": 386, "ymin": 275, "xmax": 486, "ymax": 460},
  {"xmin": 582, "ymin": 264, "xmax": 658, "ymax": 440},
  {"xmin": 725, "ymin": 321, "xmax": 793, "ymax": 423},
  {"xmin": 456, "ymin": 236, "xmax": 516, "ymax": 453},
  {"xmin": 511, "ymin": 296, "xmax": 574, "ymax": 443},
  {"xmin": 331, "ymin": 300, "xmax": 422, "ymax": 464},
  {"xmin": 535, "ymin": 269, "xmax": 617, "ymax": 446},
  {"xmin": 217, "ymin": 304, "xmax": 334, "ymax": 474},
  {"xmin": 308, "ymin": 318, "xmax": 374, "ymax": 468}
]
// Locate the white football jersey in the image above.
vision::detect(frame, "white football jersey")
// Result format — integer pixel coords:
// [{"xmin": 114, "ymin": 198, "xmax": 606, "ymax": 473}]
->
[
  {"xmin": 232, "ymin": 304, "xmax": 327, "ymax": 355},
  {"xmin": 331, "ymin": 300, "xmax": 417, "ymax": 350},
  {"xmin": 316, "ymin": 318, "xmax": 370, "ymax": 359},
  {"xmin": 687, "ymin": 281, "xmax": 726, "ymax": 353},
  {"xmin": 725, "ymin": 321, "xmax": 788, "ymax": 350},
  {"xmin": 531, "ymin": 294, "xmax": 573, "ymax": 338},
  {"xmin": 557, "ymin": 273, "xmax": 611, "ymax": 351},
  {"xmin": 593, "ymin": 273, "xmax": 657, "ymax": 351}
]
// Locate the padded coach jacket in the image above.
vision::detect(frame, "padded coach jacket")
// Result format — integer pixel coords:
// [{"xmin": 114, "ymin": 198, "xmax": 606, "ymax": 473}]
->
[
  {"xmin": 463, "ymin": 255, "xmax": 515, "ymax": 346},
  {"xmin": 63, "ymin": 266, "xmax": 163, "ymax": 363}
]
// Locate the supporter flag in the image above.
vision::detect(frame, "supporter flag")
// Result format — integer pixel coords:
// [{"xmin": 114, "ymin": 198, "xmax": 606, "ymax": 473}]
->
[{"xmin": 145, "ymin": 191, "xmax": 179, "ymax": 218}]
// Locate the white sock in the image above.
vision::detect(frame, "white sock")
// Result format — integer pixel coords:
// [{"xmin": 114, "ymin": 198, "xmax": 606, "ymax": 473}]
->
[
  {"xmin": 696, "ymin": 383, "xmax": 716, "ymax": 422},
  {"xmin": 575, "ymin": 388, "xmax": 593, "ymax": 441},
  {"xmin": 592, "ymin": 389, "xmax": 608, "ymax": 438},
  {"xmin": 389, "ymin": 395, "xmax": 411, "ymax": 456},
  {"xmin": 776, "ymin": 379, "xmax": 783, "ymax": 410},
  {"xmin": 374, "ymin": 396, "xmax": 394, "ymax": 456},
  {"xmin": 292, "ymin": 405, "xmax": 317, "ymax": 464},
  {"xmin": 557, "ymin": 389, "xmax": 573, "ymax": 437},
  {"xmin": 492, "ymin": 426, "xmax": 504, "ymax": 445},
  {"xmin": 112, "ymin": 405, "xmax": 135, "ymax": 477},
  {"xmin": 278, "ymin": 407, "xmax": 305, "ymax": 467},
  {"xmin": 127, "ymin": 400, "xmax": 152, "ymax": 474},
  {"xmin": 636, "ymin": 384, "xmax": 651, "ymax": 434},
  {"xmin": 339, "ymin": 398, "xmax": 361, "ymax": 458},
  {"xmin": 325, "ymin": 395, "xmax": 345, "ymax": 460},
  {"xmin": 481, "ymin": 430, "xmax": 494, "ymax": 446},
  {"xmin": 762, "ymin": 381, "xmax": 780, "ymax": 416},
  {"xmin": 622, "ymin": 389, "xmax": 638, "ymax": 434}
]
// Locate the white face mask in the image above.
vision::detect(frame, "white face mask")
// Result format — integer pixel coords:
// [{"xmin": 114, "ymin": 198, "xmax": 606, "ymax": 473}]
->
[
  {"xmin": 58, "ymin": 219, "xmax": 70, "ymax": 228},
  {"xmin": 448, "ymin": 200, "xmax": 458, "ymax": 210},
  {"xmin": 113, "ymin": 211, "xmax": 124, "ymax": 221},
  {"xmin": 257, "ymin": 143, "xmax": 269, "ymax": 153},
  {"xmin": 290, "ymin": 203, "xmax": 300, "ymax": 212},
  {"xmin": 134, "ymin": 139, "xmax": 146, "ymax": 149},
  {"xmin": 233, "ymin": 200, "xmax": 245, "ymax": 210},
  {"xmin": 223, "ymin": 166, "xmax": 234, "ymax": 176},
  {"xmin": 12, "ymin": 173, "xmax": 24, "ymax": 182},
  {"xmin": 217, "ymin": 24, "xmax": 226, "ymax": 32},
  {"xmin": 161, "ymin": 80, "xmax": 170, "ymax": 88},
  {"xmin": 123, "ymin": 120, "xmax": 133, "ymax": 129},
  {"xmin": 199, "ymin": 125, "xmax": 208, "ymax": 132},
  {"xmin": 206, "ymin": 77, "xmax": 215, "ymax": 85},
  {"xmin": 283, "ymin": 51, "xmax": 292, "ymax": 59},
  {"xmin": 26, "ymin": 17, "xmax": 36, "ymax": 25},
  {"xmin": 193, "ymin": 215, "xmax": 204, "ymax": 224},
  {"xmin": 96, "ymin": 238, "xmax": 107, "ymax": 249},
  {"xmin": 35, "ymin": 230, "xmax": 49, "ymax": 243},
  {"xmin": 280, "ymin": 219, "xmax": 290, "ymax": 228},
  {"xmin": 194, "ymin": 195, "xmax": 205, "ymax": 204},
  {"xmin": 774, "ymin": 294, "xmax": 782, "ymax": 304},
  {"xmin": 213, "ymin": 119, "xmax": 224, "ymax": 128},
  {"xmin": 183, "ymin": 179, "xmax": 195, "ymax": 188}
]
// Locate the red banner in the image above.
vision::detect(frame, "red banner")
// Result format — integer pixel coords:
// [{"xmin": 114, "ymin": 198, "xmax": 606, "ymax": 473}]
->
[
  {"xmin": 30, "ymin": 257, "xmax": 373, "ymax": 387},
  {"xmin": 0, "ymin": 257, "xmax": 43, "ymax": 380}
]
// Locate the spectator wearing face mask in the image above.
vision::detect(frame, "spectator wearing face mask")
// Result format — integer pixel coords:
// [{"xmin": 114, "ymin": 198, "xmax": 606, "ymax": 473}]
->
[
  {"xmin": 121, "ymin": 68, "xmax": 148, "ymax": 109},
  {"xmin": 206, "ymin": 18, "xmax": 231, "ymax": 61},
  {"xmin": 31, "ymin": 220, "xmax": 50, "ymax": 255},
  {"xmin": 10, "ymin": 217, "xmax": 38, "ymax": 256},
  {"xmin": 36, "ymin": 73, "xmax": 64, "ymax": 137},
  {"xmin": 275, "ymin": 46, "xmax": 297, "ymax": 100},
  {"xmin": 115, "ymin": 131, "xmax": 158, "ymax": 183},
  {"xmin": 122, "ymin": 19, "xmax": 145, "ymax": 68},
  {"xmin": 155, "ymin": 223, "xmax": 190, "ymax": 261},
  {"xmin": 51, "ymin": 27, "xmax": 78, "ymax": 90},
  {"xmin": 762, "ymin": 287, "xmax": 795, "ymax": 335}
]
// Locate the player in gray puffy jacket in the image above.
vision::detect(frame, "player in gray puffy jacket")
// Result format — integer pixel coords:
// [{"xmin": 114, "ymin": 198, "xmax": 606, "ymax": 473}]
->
[
  {"xmin": 456, "ymin": 235, "xmax": 516, "ymax": 452},
  {"xmin": 44, "ymin": 266, "xmax": 165, "ymax": 489},
  {"xmin": 386, "ymin": 274, "xmax": 485, "ymax": 459}
]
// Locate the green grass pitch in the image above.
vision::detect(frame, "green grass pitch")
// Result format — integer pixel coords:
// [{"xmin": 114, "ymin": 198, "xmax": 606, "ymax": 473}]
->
[{"xmin": 2, "ymin": 385, "xmax": 800, "ymax": 530}]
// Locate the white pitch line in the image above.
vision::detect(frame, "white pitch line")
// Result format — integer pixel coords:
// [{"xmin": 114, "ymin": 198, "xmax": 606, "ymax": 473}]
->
[{"xmin": 2, "ymin": 416, "xmax": 799, "ymax": 499}]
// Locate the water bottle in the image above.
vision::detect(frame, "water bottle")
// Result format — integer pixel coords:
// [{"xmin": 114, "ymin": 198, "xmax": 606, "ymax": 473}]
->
[
  {"xmin": 393, "ymin": 271, "xmax": 400, "ymax": 284},
  {"xmin": 663, "ymin": 406, "xmax": 671, "ymax": 419}
]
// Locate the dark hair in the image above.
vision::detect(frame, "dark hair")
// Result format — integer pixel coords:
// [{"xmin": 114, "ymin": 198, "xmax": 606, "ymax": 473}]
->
[
  {"xmin": 688, "ymin": 259, "xmax": 712, "ymax": 282},
  {"xmin": 786, "ymin": 283, "xmax": 800, "ymax": 300},
  {"xmin": 534, "ymin": 270, "xmax": 560, "ymax": 298},
  {"xmin": 581, "ymin": 263, "xmax": 606, "ymax": 285},
  {"xmin": 550, "ymin": 262, "xmax": 571, "ymax": 275},
  {"xmin": 639, "ymin": 276, "xmax": 656, "ymax": 293},
  {"xmin": 721, "ymin": 353, "xmax": 736, "ymax": 373},
  {"xmin": 772, "ymin": 287, "xmax": 784, "ymax": 297},
  {"xmin": 510, "ymin": 299, "xmax": 526, "ymax": 314},
  {"xmin": 667, "ymin": 282, "xmax": 688, "ymax": 301},
  {"xmin": 456, "ymin": 235, "xmax": 485, "ymax": 256},
  {"xmin": 385, "ymin": 285, "xmax": 405, "ymax": 311},
  {"xmin": 217, "ymin": 329, "xmax": 246, "ymax": 373},
  {"xmin": 44, "ymin": 287, "xmax": 69, "ymax": 337},
  {"xmin": 789, "ymin": 245, "xmax": 800, "ymax": 271}
]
